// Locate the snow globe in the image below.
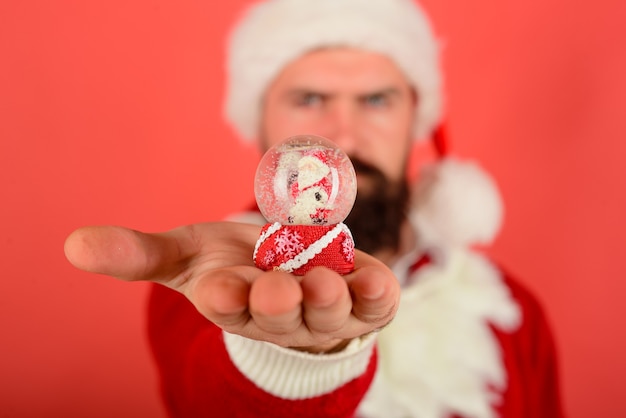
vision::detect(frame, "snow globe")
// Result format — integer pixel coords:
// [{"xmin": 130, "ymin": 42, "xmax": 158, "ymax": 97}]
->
[{"xmin": 253, "ymin": 135, "xmax": 357, "ymax": 275}]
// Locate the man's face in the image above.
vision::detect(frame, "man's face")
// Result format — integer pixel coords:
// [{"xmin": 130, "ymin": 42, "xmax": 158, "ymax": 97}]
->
[
  {"xmin": 260, "ymin": 48, "xmax": 416, "ymax": 186},
  {"xmin": 260, "ymin": 48, "xmax": 417, "ymax": 254}
]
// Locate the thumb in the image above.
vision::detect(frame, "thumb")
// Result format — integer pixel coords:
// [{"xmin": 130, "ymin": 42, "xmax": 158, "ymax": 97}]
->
[{"xmin": 64, "ymin": 225, "xmax": 196, "ymax": 281}]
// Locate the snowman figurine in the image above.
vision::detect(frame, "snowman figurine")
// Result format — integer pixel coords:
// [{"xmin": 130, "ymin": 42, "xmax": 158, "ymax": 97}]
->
[{"xmin": 253, "ymin": 135, "xmax": 357, "ymax": 275}]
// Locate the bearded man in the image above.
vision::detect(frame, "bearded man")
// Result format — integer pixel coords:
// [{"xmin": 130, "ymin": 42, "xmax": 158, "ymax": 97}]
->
[{"xmin": 65, "ymin": 1, "xmax": 564, "ymax": 417}]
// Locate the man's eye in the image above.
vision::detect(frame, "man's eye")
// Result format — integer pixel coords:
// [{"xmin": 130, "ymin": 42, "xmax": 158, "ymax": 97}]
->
[
  {"xmin": 295, "ymin": 93, "xmax": 323, "ymax": 107},
  {"xmin": 363, "ymin": 94, "xmax": 389, "ymax": 108}
]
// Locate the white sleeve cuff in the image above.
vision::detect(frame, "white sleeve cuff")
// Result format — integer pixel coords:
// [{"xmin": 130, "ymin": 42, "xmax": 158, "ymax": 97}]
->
[{"xmin": 223, "ymin": 331, "xmax": 377, "ymax": 400}]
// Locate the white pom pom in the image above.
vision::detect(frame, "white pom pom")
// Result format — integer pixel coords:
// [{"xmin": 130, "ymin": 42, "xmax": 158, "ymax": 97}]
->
[{"xmin": 411, "ymin": 157, "xmax": 503, "ymax": 248}]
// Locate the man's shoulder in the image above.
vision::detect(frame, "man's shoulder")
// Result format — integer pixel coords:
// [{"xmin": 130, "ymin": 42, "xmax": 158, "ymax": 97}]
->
[
  {"xmin": 496, "ymin": 265, "xmax": 550, "ymax": 324},
  {"xmin": 489, "ymin": 263, "xmax": 558, "ymax": 358}
]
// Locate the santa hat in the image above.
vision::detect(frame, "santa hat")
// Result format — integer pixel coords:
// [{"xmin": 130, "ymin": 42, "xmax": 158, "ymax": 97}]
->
[
  {"xmin": 224, "ymin": 0, "xmax": 503, "ymax": 248},
  {"xmin": 224, "ymin": 0, "xmax": 442, "ymax": 142}
]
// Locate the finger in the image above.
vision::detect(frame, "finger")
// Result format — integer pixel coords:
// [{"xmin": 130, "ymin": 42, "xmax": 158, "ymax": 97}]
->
[
  {"xmin": 300, "ymin": 267, "xmax": 352, "ymax": 334},
  {"xmin": 248, "ymin": 271, "xmax": 303, "ymax": 335},
  {"xmin": 64, "ymin": 225, "xmax": 200, "ymax": 281},
  {"xmin": 192, "ymin": 269, "xmax": 252, "ymax": 328},
  {"xmin": 347, "ymin": 252, "xmax": 400, "ymax": 328}
]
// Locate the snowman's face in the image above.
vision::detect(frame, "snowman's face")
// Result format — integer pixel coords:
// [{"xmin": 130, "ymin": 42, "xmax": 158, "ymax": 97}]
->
[
  {"xmin": 296, "ymin": 155, "xmax": 330, "ymax": 190},
  {"xmin": 289, "ymin": 185, "xmax": 329, "ymax": 224}
]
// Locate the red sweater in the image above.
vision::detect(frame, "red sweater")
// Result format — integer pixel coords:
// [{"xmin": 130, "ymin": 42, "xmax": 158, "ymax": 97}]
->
[{"xmin": 147, "ymin": 269, "xmax": 563, "ymax": 417}]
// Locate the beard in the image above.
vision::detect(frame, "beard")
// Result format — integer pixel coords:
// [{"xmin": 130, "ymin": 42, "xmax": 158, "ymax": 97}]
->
[{"xmin": 344, "ymin": 158, "xmax": 410, "ymax": 255}]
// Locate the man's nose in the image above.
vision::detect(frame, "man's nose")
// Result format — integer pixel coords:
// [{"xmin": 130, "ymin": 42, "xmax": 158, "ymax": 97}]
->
[{"xmin": 324, "ymin": 102, "xmax": 359, "ymax": 155}]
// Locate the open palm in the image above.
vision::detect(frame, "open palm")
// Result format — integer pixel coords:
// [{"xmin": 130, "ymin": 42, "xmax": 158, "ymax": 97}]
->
[{"xmin": 64, "ymin": 222, "xmax": 400, "ymax": 352}]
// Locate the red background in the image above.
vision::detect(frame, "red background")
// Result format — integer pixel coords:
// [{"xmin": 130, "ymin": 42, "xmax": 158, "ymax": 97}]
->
[{"xmin": 1, "ymin": 1, "xmax": 624, "ymax": 416}]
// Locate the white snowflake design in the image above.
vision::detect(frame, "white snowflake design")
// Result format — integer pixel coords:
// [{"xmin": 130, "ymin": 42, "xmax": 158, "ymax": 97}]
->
[
  {"xmin": 274, "ymin": 229, "xmax": 304, "ymax": 259},
  {"xmin": 263, "ymin": 249, "xmax": 276, "ymax": 266},
  {"xmin": 342, "ymin": 235, "xmax": 355, "ymax": 262}
]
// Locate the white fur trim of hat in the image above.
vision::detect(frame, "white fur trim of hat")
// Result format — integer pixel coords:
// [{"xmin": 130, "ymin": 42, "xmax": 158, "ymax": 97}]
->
[{"xmin": 224, "ymin": 0, "xmax": 443, "ymax": 142}]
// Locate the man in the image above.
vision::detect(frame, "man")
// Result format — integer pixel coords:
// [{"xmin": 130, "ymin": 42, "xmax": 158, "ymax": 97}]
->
[{"xmin": 64, "ymin": 0, "xmax": 564, "ymax": 417}]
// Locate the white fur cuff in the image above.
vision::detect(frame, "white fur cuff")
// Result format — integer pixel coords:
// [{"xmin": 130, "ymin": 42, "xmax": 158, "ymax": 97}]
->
[{"xmin": 223, "ymin": 331, "xmax": 376, "ymax": 399}]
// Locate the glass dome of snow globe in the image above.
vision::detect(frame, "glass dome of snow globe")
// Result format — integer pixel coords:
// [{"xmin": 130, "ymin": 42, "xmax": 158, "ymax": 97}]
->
[{"xmin": 254, "ymin": 135, "xmax": 357, "ymax": 226}]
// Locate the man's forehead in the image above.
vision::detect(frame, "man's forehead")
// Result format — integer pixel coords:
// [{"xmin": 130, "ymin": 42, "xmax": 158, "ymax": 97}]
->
[{"xmin": 271, "ymin": 47, "xmax": 413, "ymax": 92}]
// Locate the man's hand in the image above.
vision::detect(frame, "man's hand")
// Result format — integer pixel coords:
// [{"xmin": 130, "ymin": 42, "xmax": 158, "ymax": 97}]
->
[{"xmin": 64, "ymin": 222, "xmax": 400, "ymax": 353}]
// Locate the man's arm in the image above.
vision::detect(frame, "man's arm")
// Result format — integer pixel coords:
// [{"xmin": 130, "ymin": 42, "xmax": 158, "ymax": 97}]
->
[{"xmin": 64, "ymin": 222, "xmax": 399, "ymax": 353}]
